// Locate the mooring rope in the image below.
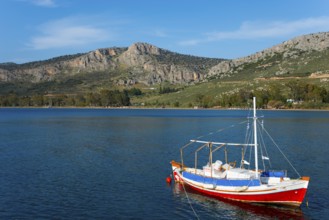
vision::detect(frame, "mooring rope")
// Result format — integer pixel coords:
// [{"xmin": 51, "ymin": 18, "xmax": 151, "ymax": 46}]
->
[{"xmin": 181, "ymin": 182, "xmax": 200, "ymax": 220}]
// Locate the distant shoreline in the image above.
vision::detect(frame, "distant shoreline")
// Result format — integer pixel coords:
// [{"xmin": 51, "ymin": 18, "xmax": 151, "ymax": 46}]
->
[{"xmin": 1, "ymin": 106, "xmax": 329, "ymax": 112}]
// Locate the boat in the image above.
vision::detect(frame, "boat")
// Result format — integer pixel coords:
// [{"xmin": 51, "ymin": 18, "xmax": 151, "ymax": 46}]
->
[{"xmin": 170, "ymin": 97, "xmax": 309, "ymax": 207}]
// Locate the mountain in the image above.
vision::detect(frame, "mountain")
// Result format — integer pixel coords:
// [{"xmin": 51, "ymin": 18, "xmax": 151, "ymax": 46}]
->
[
  {"xmin": 0, "ymin": 32, "xmax": 329, "ymax": 98},
  {"xmin": 207, "ymin": 32, "xmax": 329, "ymax": 80},
  {"xmin": 0, "ymin": 43, "xmax": 223, "ymax": 94}
]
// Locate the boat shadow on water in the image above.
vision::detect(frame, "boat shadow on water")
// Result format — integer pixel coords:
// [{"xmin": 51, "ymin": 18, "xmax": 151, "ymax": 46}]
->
[{"xmin": 171, "ymin": 183, "xmax": 305, "ymax": 219}]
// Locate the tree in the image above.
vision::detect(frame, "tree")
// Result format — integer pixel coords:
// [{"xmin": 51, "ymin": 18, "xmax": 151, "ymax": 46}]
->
[
  {"xmin": 85, "ymin": 92, "xmax": 101, "ymax": 106},
  {"xmin": 304, "ymin": 84, "xmax": 327, "ymax": 102},
  {"xmin": 19, "ymin": 96, "xmax": 31, "ymax": 106},
  {"xmin": 195, "ymin": 94, "xmax": 204, "ymax": 107},
  {"xmin": 174, "ymin": 101, "xmax": 180, "ymax": 107},
  {"xmin": 8, "ymin": 92, "xmax": 18, "ymax": 106},
  {"xmin": 100, "ymin": 89, "xmax": 111, "ymax": 107},
  {"xmin": 268, "ymin": 84, "xmax": 284, "ymax": 102},
  {"xmin": 31, "ymin": 95, "xmax": 44, "ymax": 106},
  {"xmin": 267, "ymin": 100, "xmax": 284, "ymax": 109},
  {"xmin": 100, "ymin": 89, "xmax": 130, "ymax": 107},
  {"xmin": 128, "ymin": 88, "xmax": 142, "ymax": 96},
  {"xmin": 286, "ymin": 81, "xmax": 306, "ymax": 101},
  {"xmin": 159, "ymin": 86, "xmax": 177, "ymax": 94},
  {"xmin": 74, "ymin": 94, "xmax": 86, "ymax": 106},
  {"xmin": 253, "ymin": 90, "xmax": 269, "ymax": 108}
]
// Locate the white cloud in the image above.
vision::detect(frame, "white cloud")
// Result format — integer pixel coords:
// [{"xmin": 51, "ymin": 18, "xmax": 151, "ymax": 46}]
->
[
  {"xmin": 27, "ymin": 17, "xmax": 115, "ymax": 50},
  {"xmin": 33, "ymin": 0, "xmax": 56, "ymax": 7},
  {"xmin": 20, "ymin": 0, "xmax": 57, "ymax": 7},
  {"xmin": 179, "ymin": 16, "xmax": 329, "ymax": 46},
  {"xmin": 178, "ymin": 39, "xmax": 200, "ymax": 46}
]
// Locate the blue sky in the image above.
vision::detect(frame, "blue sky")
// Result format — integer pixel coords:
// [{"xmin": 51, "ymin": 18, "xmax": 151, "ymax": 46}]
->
[{"xmin": 1, "ymin": 0, "xmax": 329, "ymax": 63}]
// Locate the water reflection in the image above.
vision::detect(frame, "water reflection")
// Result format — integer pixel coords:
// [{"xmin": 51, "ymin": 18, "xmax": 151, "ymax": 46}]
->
[{"xmin": 171, "ymin": 183, "xmax": 305, "ymax": 219}]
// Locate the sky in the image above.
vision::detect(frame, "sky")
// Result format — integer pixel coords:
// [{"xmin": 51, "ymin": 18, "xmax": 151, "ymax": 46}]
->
[{"xmin": 1, "ymin": 0, "xmax": 329, "ymax": 63}]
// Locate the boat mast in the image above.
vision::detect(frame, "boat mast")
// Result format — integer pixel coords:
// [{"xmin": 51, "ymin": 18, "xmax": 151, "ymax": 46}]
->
[{"xmin": 253, "ymin": 97, "xmax": 259, "ymax": 178}]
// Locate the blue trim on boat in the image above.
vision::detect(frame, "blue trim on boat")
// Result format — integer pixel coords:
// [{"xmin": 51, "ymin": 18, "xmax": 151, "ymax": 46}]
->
[
  {"xmin": 182, "ymin": 171, "xmax": 261, "ymax": 186},
  {"xmin": 261, "ymin": 170, "xmax": 286, "ymax": 177}
]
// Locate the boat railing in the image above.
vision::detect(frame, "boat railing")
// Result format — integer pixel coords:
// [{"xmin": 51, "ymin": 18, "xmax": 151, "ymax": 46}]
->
[
  {"xmin": 190, "ymin": 140, "xmax": 256, "ymax": 147},
  {"xmin": 180, "ymin": 140, "xmax": 255, "ymax": 178}
]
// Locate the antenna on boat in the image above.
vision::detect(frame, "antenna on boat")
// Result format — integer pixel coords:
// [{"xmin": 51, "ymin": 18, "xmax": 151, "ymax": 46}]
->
[{"xmin": 253, "ymin": 97, "xmax": 259, "ymax": 178}]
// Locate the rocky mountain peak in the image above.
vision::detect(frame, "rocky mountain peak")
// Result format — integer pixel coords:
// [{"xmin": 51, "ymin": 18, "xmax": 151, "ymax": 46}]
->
[
  {"xmin": 118, "ymin": 42, "xmax": 160, "ymax": 67},
  {"xmin": 281, "ymin": 32, "xmax": 329, "ymax": 51},
  {"xmin": 208, "ymin": 32, "xmax": 329, "ymax": 78},
  {"xmin": 127, "ymin": 42, "xmax": 161, "ymax": 55}
]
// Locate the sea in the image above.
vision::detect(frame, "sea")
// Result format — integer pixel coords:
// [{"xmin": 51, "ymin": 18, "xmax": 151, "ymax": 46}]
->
[{"xmin": 0, "ymin": 108, "xmax": 328, "ymax": 219}]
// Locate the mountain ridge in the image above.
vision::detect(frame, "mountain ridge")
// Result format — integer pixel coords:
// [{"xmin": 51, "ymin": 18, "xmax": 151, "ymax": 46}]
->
[
  {"xmin": 0, "ymin": 42, "xmax": 223, "ymax": 86},
  {"xmin": 207, "ymin": 32, "xmax": 329, "ymax": 78},
  {"xmin": 1, "ymin": 32, "xmax": 329, "ymax": 96}
]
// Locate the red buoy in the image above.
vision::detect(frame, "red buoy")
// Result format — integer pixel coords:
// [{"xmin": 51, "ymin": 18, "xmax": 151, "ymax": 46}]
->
[{"xmin": 166, "ymin": 176, "xmax": 172, "ymax": 183}]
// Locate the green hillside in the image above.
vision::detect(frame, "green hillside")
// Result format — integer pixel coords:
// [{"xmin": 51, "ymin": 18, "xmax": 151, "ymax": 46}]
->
[{"xmin": 1, "ymin": 33, "xmax": 329, "ymax": 109}]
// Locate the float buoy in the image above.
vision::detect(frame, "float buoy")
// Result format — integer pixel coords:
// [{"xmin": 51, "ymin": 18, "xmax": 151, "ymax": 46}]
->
[{"xmin": 166, "ymin": 176, "xmax": 172, "ymax": 183}]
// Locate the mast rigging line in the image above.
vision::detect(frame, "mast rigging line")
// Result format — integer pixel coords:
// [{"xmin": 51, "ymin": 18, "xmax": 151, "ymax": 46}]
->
[
  {"xmin": 195, "ymin": 120, "xmax": 249, "ymax": 140},
  {"xmin": 257, "ymin": 120, "xmax": 272, "ymax": 168},
  {"xmin": 260, "ymin": 124, "xmax": 301, "ymax": 178}
]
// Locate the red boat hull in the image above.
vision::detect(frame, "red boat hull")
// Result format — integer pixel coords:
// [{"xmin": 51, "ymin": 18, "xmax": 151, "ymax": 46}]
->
[
  {"xmin": 172, "ymin": 168, "xmax": 308, "ymax": 207},
  {"xmin": 185, "ymin": 182, "xmax": 307, "ymax": 206}
]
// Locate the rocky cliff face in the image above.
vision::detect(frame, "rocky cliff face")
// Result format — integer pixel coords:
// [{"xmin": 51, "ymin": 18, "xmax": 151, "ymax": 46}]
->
[
  {"xmin": 0, "ymin": 49, "xmax": 122, "ymax": 83},
  {"xmin": 0, "ymin": 42, "xmax": 221, "ymax": 86},
  {"xmin": 117, "ymin": 43, "xmax": 211, "ymax": 85},
  {"xmin": 207, "ymin": 32, "xmax": 329, "ymax": 78}
]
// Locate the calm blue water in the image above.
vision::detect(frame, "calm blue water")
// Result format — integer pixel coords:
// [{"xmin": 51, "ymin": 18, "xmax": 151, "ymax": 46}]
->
[{"xmin": 0, "ymin": 108, "xmax": 328, "ymax": 219}]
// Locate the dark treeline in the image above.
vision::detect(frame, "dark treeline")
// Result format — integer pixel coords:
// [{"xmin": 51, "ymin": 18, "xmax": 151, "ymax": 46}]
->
[
  {"xmin": 216, "ymin": 81, "xmax": 329, "ymax": 109},
  {"xmin": 0, "ymin": 88, "xmax": 142, "ymax": 107},
  {"xmin": 1, "ymin": 82, "xmax": 329, "ymax": 109},
  {"xmin": 196, "ymin": 82, "xmax": 329, "ymax": 109},
  {"xmin": 159, "ymin": 86, "xmax": 178, "ymax": 94}
]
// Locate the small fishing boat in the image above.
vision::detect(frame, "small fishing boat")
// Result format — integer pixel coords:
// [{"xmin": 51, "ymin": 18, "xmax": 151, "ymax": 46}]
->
[{"xmin": 170, "ymin": 97, "xmax": 309, "ymax": 207}]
